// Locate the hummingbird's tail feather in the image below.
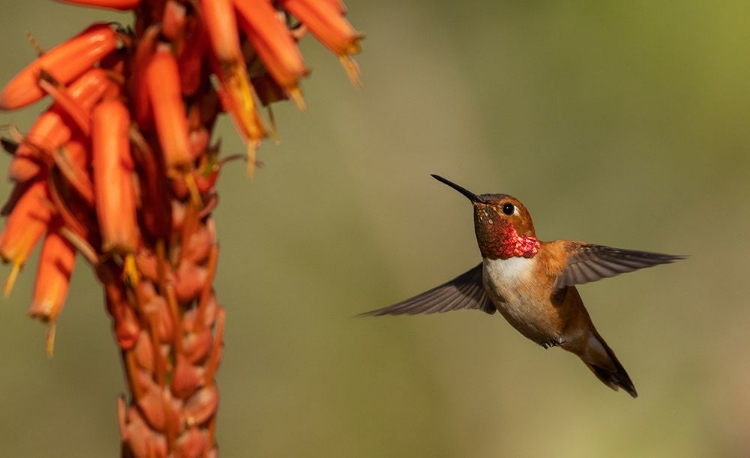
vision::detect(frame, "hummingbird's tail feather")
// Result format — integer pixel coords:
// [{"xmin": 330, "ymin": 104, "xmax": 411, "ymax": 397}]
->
[{"xmin": 580, "ymin": 330, "xmax": 638, "ymax": 398}]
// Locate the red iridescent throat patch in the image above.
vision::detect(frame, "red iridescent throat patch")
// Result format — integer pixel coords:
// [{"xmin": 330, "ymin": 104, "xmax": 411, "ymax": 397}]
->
[
  {"xmin": 475, "ymin": 209, "xmax": 540, "ymax": 260},
  {"xmin": 497, "ymin": 224, "xmax": 540, "ymax": 259}
]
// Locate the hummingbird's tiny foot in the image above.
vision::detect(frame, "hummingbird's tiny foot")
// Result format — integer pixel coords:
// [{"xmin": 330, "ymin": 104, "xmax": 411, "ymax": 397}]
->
[{"xmin": 539, "ymin": 337, "xmax": 565, "ymax": 349}]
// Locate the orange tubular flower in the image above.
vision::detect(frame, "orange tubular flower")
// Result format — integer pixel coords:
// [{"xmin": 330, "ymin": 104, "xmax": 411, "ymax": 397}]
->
[
  {"xmin": 212, "ymin": 61, "xmax": 267, "ymax": 143},
  {"xmin": 35, "ymin": 68, "xmax": 108, "ymax": 136},
  {"xmin": 280, "ymin": 0, "xmax": 362, "ymax": 86},
  {"xmin": 281, "ymin": 0, "xmax": 361, "ymax": 55},
  {"xmin": 7, "ymin": 155, "xmax": 41, "ymax": 183},
  {"xmin": 130, "ymin": 25, "xmax": 160, "ymax": 129},
  {"xmin": 29, "ymin": 226, "xmax": 76, "ymax": 323},
  {"xmin": 201, "ymin": 0, "xmax": 267, "ymax": 172},
  {"xmin": 146, "ymin": 44, "xmax": 192, "ymax": 171},
  {"xmin": 0, "ymin": 180, "xmax": 54, "ymax": 295},
  {"xmin": 200, "ymin": 0, "xmax": 241, "ymax": 63},
  {"xmin": 92, "ymin": 99, "xmax": 137, "ymax": 254},
  {"xmin": 10, "ymin": 68, "xmax": 109, "ymax": 182},
  {"xmin": 0, "ymin": 23, "xmax": 118, "ymax": 110},
  {"xmin": 234, "ymin": 0, "xmax": 309, "ymax": 107},
  {"xmin": 161, "ymin": 1, "xmax": 187, "ymax": 48},
  {"xmin": 28, "ymin": 224, "xmax": 76, "ymax": 356}
]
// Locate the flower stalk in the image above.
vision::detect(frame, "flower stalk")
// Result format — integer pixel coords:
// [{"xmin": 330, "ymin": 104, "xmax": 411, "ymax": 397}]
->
[{"xmin": 0, "ymin": 0, "xmax": 361, "ymax": 455}]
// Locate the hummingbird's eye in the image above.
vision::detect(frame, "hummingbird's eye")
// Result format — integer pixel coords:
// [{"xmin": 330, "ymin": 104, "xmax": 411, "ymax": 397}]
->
[{"xmin": 502, "ymin": 203, "xmax": 515, "ymax": 216}]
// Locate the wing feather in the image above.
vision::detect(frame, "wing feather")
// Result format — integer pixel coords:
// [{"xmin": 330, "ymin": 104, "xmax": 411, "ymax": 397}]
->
[
  {"xmin": 554, "ymin": 243, "xmax": 685, "ymax": 290},
  {"xmin": 361, "ymin": 264, "xmax": 495, "ymax": 316}
]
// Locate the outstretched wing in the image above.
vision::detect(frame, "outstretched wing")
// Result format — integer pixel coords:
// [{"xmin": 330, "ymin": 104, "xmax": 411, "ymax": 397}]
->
[
  {"xmin": 361, "ymin": 264, "xmax": 495, "ymax": 316},
  {"xmin": 554, "ymin": 243, "xmax": 685, "ymax": 290}
]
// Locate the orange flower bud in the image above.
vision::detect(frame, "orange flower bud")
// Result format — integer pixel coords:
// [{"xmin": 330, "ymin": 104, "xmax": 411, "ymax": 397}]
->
[
  {"xmin": 104, "ymin": 277, "xmax": 140, "ymax": 350},
  {"xmin": 55, "ymin": 0, "xmax": 140, "ymax": 10},
  {"xmin": 0, "ymin": 180, "xmax": 54, "ymax": 295},
  {"xmin": 119, "ymin": 402, "xmax": 168, "ymax": 458},
  {"xmin": 200, "ymin": 0, "xmax": 241, "ymax": 63},
  {"xmin": 8, "ymin": 150, "xmax": 42, "ymax": 182},
  {"xmin": 9, "ymin": 68, "xmax": 108, "ymax": 183},
  {"xmin": 137, "ymin": 281, "xmax": 174, "ymax": 343},
  {"xmin": 92, "ymin": 99, "xmax": 137, "ymax": 254},
  {"xmin": 181, "ymin": 329, "xmax": 212, "ymax": 363},
  {"xmin": 134, "ymin": 371, "xmax": 168, "ymax": 431},
  {"xmin": 235, "ymin": 0, "xmax": 309, "ymax": 97},
  {"xmin": 20, "ymin": 68, "xmax": 109, "ymax": 155},
  {"xmin": 130, "ymin": 24, "xmax": 160, "ymax": 129},
  {"xmin": 173, "ymin": 261, "xmax": 207, "ymax": 303},
  {"xmin": 0, "ymin": 24, "xmax": 118, "ymax": 110},
  {"xmin": 171, "ymin": 356, "xmax": 203, "ymax": 398},
  {"xmin": 281, "ymin": 0, "xmax": 361, "ymax": 56},
  {"xmin": 28, "ymin": 224, "xmax": 76, "ymax": 325},
  {"xmin": 199, "ymin": 0, "xmax": 268, "ymax": 157},
  {"xmin": 132, "ymin": 416, "xmax": 169, "ymax": 457},
  {"xmin": 175, "ymin": 427, "xmax": 207, "ymax": 458},
  {"xmin": 162, "ymin": 0, "xmax": 187, "ymax": 46},
  {"xmin": 183, "ymin": 385, "xmax": 218, "ymax": 426},
  {"xmin": 183, "ymin": 293, "xmax": 218, "ymax": 333},
  {"xmin": 29, "ymin": 223, "xmax": 76, "ymax": 355},
  {"xmin": 281, "ymin": 0, "xmax": 362, "ymax": 86},
  {"xmin": 213, "ymin": 62, "xmax": 267, "ymax": 144},
  {"xmin": 34, "ymin": 67, "xmax": 111, "ymax": 137},
  {"xmin": 211, "ymin": 60, "xmax": 266, "ymax": 177},
  {"xmin": 146, "ymin": 44, "xmax": 192, "ymax": 170}
]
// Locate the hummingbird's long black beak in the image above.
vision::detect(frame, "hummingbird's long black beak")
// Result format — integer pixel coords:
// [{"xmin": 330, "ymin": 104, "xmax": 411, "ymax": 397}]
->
[{"xmin": 431, "ymin": 174, "xmax": 484, "ymax": 203}]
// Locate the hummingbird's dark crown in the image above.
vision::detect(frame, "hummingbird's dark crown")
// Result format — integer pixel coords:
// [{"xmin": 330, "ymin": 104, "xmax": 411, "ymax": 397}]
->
[{"xmin": 476, "ymin": 193, "xmax": 509, "ymax": 203}]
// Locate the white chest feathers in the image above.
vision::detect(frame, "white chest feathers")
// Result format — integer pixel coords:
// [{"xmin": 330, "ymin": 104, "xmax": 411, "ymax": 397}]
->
[
  {"xmin": 482, "ymin": 256, "xmax": 537, "ymax": 308},
  {"xmin": 482, "ymin": 256, "xmax": 553, "ymax": 342},
  {"xmin": 483, "ymin": 256, "xmax": 534, "ymax": 286}
]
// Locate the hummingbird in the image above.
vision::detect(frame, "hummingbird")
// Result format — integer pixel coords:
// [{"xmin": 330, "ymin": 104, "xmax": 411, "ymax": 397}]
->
[{"xmin": 363, "ymin": 175, "xmax": 685, "ymax": 397}]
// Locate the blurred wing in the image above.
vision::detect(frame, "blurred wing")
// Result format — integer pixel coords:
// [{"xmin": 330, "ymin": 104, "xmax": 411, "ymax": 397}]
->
[
  {"xmin": 361, "ymin": 264, "xmax": 495, "ymax": 316},
  {"xmin": 554, "ymin": 243, "xmax": 685, "ymax": 290}
]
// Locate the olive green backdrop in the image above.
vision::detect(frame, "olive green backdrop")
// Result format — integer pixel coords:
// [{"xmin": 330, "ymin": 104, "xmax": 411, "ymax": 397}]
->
[{"xmin": 0, "ymin": 1, "xmax": 748, "ymax": 457}]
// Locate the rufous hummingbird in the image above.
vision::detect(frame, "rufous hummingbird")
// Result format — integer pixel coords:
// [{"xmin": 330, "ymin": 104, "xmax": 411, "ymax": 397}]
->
[{"xmin": 364, "ymin": 175, "xmax": 685, "ymax": 397}]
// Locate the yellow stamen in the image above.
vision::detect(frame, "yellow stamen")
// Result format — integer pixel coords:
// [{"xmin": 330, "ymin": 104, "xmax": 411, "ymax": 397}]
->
[
  {"xmin": 46, "ymin": 323, "xmax": 56, "ymax": 358},
  {"xmin": 123, "ymin": 254, "xmax": 139, "ymax": 289},
  {"xmin": 246, "ymin": 141, "xmax": 257, "ymax": 179},
  {"xmin": 4, "ymin": 262, "xmax": 21, "ymax": 297},
  {"xmin": 289, "ymin": 86, "xmax": 307, "ymax": 112},
  {"xmin": 226, "ymin": 64, "xmax": 266, "ymax": 140},
  {"xmin": 184, "ymin": 171, "xmax": 203, "ymax": 207},
  {"xmin": 267, "ymin": 106, "xmax": 279, "ymax": 144},
  {"xmin": 339, "ymin": 54, "xmax": 361, "ymax": 88}
]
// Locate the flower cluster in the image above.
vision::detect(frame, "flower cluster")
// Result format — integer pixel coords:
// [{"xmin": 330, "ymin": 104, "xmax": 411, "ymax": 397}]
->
[{"xmin": 0, "ymin": 0, "xmax": 360, "ymax": 455}]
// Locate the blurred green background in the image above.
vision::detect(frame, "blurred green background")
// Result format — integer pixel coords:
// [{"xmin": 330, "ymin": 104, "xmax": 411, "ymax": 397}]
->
[{"xmin": 1, "ymin": 1, "xmax": 749, "ymax": 456}]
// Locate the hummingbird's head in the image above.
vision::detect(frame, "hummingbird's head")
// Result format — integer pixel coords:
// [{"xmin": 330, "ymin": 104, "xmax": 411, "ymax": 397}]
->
[{"xmin": 431, "ymin": 174, "xmax": 539, "ymax": 259}]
